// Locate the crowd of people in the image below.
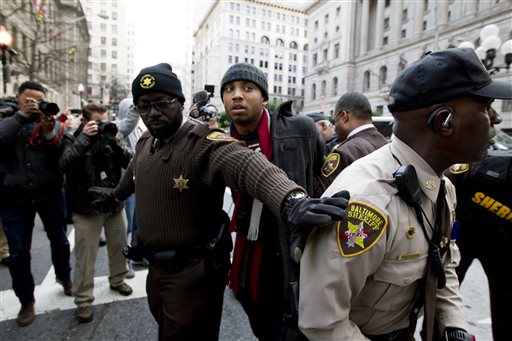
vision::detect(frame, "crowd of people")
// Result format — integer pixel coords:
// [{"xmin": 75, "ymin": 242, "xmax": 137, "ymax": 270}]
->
[{"xmin": 1, "ymin": 47, "xmax": 511, "ymax": 341}]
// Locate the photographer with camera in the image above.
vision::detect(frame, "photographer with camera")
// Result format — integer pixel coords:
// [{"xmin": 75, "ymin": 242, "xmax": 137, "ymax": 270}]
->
[
  {"xmin": 0, "ymin": 81, "xmax": 72, "ymax": 327},
  {"xmin": 59, "ymin": 102, "xmax": 134, "ymax": 323},
  {"xmin": 187, "ymin": 89, "xmax": 220, "ymax": 128}
]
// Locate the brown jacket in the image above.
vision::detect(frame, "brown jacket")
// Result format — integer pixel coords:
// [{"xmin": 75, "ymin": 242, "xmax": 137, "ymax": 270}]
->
[{"xmin": 115, "ymin": 119, "xmax": 302, "ymax": 250}]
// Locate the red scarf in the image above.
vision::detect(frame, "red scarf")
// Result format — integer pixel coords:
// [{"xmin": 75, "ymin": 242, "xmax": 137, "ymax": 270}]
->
[{"xmin": 227, "ymin": 108, "xmax": 272, "ymax": 302}]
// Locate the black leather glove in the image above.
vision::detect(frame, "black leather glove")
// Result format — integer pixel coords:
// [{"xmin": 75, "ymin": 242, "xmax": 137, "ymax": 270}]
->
[
  {"xmin": 88, "ymin": 186, "xmax": 117, "ymax": 208},
  {"xmin": 283, "ymin": 190, "xmax": 350, "ymax": 263},
  {"xmin": 443, "ymin": 327, "xmax": 475, "ymax": 341}
]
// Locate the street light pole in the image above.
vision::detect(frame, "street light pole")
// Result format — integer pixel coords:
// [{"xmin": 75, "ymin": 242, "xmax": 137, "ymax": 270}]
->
[
  {"xmin": 78, "ymin": 83, "xmax": 84, "ymax": 108},
  {"xmin": 0, "ymin": 25, "xmax": 13, "ymax": 95}
]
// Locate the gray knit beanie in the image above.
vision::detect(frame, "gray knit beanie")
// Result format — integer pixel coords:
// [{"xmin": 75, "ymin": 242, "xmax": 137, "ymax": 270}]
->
[{"xmin": 220, "ymin": 63, "xmax": 268, "ymax": 101}]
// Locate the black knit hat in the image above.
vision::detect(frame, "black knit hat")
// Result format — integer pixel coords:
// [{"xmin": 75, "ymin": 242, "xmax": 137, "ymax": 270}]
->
[
  {"xmin": 220, "ymin": 63, "xmax": 268, "ymax": 101},
  {"xmin": 132, "ymin": 63, "xmax": 185, "ymax": 104},
  {"xmin": 388, "ymin": 48, "xmax": 512, "ymax": 112}
]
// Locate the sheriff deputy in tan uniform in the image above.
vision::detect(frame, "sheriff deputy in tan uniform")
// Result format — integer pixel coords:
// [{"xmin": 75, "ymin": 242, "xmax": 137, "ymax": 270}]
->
[{"xmin": 299, "ymin": 48, "xmax": 512, "ymax": 341}]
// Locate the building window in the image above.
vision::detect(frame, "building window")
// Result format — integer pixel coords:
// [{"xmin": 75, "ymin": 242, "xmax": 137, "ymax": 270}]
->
[
  {"xmin": 323, "ymin": 48, "xmax": 328, "ymax": 61},
  {"xmin": 363, "ymin": 71, "xmax": 370, "ymax": 91},
  {"xmin": 401, "ymin": 29, "xmax": 406, "ymax": 38},
  {"xmin": 336, "ymin": 7, "xmax": 340, "ymax": 15},
  {"xmin": 276, "ymin": 39, "xmax": 284, "ymax": 47},
  {"xmin": 100, "ymin": 63, "xmax": 106, "ymax": 72},
  {"xmin": 101, "ymin": 36, "xmax": 106, "ymax": 45},
  {"xmin": 101, "ymin": 49, "xmax": 106, "ymax": 58},
  {"xmin": 384, "ymin": 17, "xmax": 390, "ymax": 30},
  {"xmin": 112, "ymin": 38, "xmax": 117, "ymax": 46},
  {"xmin": 379, "ymin": 66, "xmax": 387, "ymax": 88},
  {"xmin": 332, "ymin": 77, "xmax": 338, "ymax": 96},
  {"xmin": 290, "ymin": 41, "xmax": 298, "ymax": 49},
  {"xmin": 383, "ymin": 36, "xmax": 388, "ymax": 45},
  {"xmin": 112, "ymin": 51, "xmax": 117, "ymax": 59},
  {"xmin": 423, "ymin": 20, "xmax": 427, "ymax": 31},
  {"xmin": 314, "ymin": 20, "xmax": 318, "ymax": 29},
  {"xmin": 325, "ymin": 14, "xmax": 329, "ymax": 23},
  {"xmin": 312, "ymin": 83, "xmax": 316, "ymax": 100},
  {"xmin": 313, "ymin": 53, "xmax": 318, "ymax": 66},
  {"xmin": 502, "ymin": 100, "xmax": 512, "ymax": 112},
  {"xmin": 402, "ymin": 9, "xmax": 408, "ymax": 21},
  {"xmin": 261, "ymin": 36, "xmax": 270, "ymax": 44}
]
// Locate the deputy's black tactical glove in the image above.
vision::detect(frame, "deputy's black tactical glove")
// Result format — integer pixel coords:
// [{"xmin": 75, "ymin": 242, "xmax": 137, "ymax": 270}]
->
[
  {"xmin": 443, "ymin": 328, "xmax": 475, "ymax": 341},
  {"xmin": 88, "ymin": 186, "xmax": 117, "ymax": 208},
  {"xmin": 282, "ymin": 190, "xmax": 350, "ymax": 263}
]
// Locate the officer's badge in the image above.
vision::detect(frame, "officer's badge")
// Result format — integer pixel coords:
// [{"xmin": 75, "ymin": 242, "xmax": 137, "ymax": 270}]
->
[
  {"xmin": 140, "ymin": 74, "xmax": 156, "ymax": 89},
  {"xmin": 337, "ymin": 201, "xmax": 387, "ymax": 257},
  {"xmin": 406, "ymin": 226, "xmax": 416, "ymax": 239},
  {"xmin": 449, "ymin": 163, "xmax": 469, "ymax": 174},
  {"xmin": 425, "ymin": 180, "xmax": 436, "ymax": 190},
  {"xmin": 321, "ymin": 153, "xmax": 340, "ymax": 177},
  {"xmin": 206, "ymin": 131, "xmax": 236, "ymax": 142},
  {"xmin": 173, "ymin": 175, "xmax": 189, "ymax": 192}
]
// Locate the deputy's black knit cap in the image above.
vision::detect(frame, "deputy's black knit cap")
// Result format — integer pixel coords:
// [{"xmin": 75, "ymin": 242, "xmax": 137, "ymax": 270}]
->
[
  {"xmin": 132, "ymin": 63, "xmax": 185, "ymax": 104},
  {"xmin": 388, "ymin": 48, "xmax": 512, "ymax": 112},
  {"xmin": 220, "ymin": 63, "xmax": 268, "ymax": 101}
]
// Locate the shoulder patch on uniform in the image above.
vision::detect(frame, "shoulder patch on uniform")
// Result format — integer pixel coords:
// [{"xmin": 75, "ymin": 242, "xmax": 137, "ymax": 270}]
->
[
  {"xmin": 322, "ymin": 153, "xmax": 340, "ymax": 177},
  {"xmin": 337, "ymin": 201, "xmax": 388, "ymax": 257},
  {"xmin": 206, "ymin": 131, "xmax": 236, "ymax": 142},
  {"xmin": 449, "ymin": 163, "xmax": 469, "ymax": 174}
]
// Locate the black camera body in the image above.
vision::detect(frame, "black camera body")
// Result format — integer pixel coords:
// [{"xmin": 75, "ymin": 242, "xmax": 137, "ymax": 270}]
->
[
  {"xmin": 37, "ymin": 100, "xmax": 60, "ymax": 116},
  {"xmin": 95, "ymin": 120, "xmax": 118, "ymax": 140},
  {"xmin": 191, "ymin": 86, "xmax": 216, "ymax": 122}
]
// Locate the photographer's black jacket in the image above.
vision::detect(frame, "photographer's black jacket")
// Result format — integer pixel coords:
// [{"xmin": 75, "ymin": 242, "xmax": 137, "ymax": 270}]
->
[
  {"xmin": 0, "ymin": 110, "xmax": 64, "ymax": 204},
  {"xmin": 60, "ymin": 124, "xmax": 133, "ymax": 215}
]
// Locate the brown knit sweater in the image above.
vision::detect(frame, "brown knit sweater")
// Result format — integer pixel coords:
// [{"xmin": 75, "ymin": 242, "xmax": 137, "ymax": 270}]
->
[{"xmin": 115, "ymin": 120, "xmax": 302, "ymax": 251}]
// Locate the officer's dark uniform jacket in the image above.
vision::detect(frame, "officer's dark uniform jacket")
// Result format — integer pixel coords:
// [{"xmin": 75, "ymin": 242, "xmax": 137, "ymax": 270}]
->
[
  {"xmin": 60, "ymin": 124, "xmax": 133, "ymax": 215},
  {"xmin": 320, "ymin": 126, "xmax": 389, "ymax": 188},
  {"xmin": 0, "ymin": 108, "xmax": 64, "ymax": 204},
  {"xmin": 114, "ymin": 118, "xmax": 302, "ymax": 252},
  {"xmin": 446, "ymin": 154, "xmax": 512, "ymax": 232}
]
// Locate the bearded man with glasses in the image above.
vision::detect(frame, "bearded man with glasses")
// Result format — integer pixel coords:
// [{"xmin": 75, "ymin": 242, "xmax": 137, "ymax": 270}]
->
[{"xmin": 88, "ymin": 63, "xmax": 349, "ymax": 340}]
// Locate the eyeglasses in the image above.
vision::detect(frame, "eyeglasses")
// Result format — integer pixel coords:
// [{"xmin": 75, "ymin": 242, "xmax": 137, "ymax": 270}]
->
[{"xmin": 136, "ymin": 98, "xmax": 178, "ymax": 116}]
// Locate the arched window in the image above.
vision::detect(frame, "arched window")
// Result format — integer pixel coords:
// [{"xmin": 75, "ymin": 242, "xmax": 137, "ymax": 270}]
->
[
  {"xmin": 321, "ymin": 80, "xmax": 326, "ymax": 97},
  {"xmin": 276, "ymin": 38, "xmax": 285, "ymax": 47},
  {"xmin": 261, "ymin": 36, "xmax": 270, "ymax": 44},
  {"xmin": 363, "ymin": 71, "xmax": 370, "ymax": 91},
  {"xmin": 290, "ymin": 41, "xmax": 298, "ymax": 49},
  {"xmin": 312, "ymin": 83, "xmax": 316, "ymax": 100},
  {"xmin": 332, "ymin": 77, "xmax": 338, "ymax": 96},
  {"xmin": 379, "ymin": 66, "xmax": 387, "ymax": 88}
]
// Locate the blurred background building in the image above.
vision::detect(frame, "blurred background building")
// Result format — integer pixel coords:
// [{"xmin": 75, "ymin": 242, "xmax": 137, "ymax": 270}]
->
[
  {"xmin": 303, "ymin": 0, "xmax": 512, "ymax": 126},
  {"xmin": 192, "ymin": 0, "xmax": 309, "ymax": 113},
  {"xmin": 0, "ymin": 0, "xmax": 90, "ymax": 108}
]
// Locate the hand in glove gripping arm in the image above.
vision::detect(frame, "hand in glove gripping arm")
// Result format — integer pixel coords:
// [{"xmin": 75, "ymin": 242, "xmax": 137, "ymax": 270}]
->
[{"xmin": 281, "ymin": 190, "xmax": 350, "ymax": 263}]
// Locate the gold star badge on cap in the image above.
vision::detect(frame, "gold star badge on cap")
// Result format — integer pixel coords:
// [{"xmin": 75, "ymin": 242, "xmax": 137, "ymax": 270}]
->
[
  {"xmin": 140, "ymin": 74, "xmax": 156, "ymax": 89},
  {"xmin": 173, "ymin": 175, "xmax": 189, "ymax": 192}
]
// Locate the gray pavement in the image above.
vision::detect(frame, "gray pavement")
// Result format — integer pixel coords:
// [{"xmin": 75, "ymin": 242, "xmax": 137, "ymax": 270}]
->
[{"xmin": 0, "ymin": 213, "xmax": 493, "ymax": 340}]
